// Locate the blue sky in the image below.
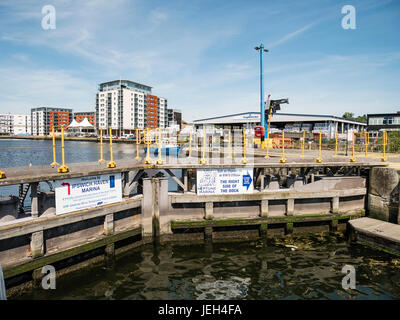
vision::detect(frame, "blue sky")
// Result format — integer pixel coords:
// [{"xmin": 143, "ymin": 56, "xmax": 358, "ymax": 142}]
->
[{"xmin": 0, "ymin": 0, "xmax": 399, "ymax": 122}]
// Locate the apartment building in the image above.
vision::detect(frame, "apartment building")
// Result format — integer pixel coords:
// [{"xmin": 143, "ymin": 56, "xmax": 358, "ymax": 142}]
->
[
  {"xmin": 96, "ymin": 80, "xmax": 167, "ymax": 135},
  {"xmin": 74, "ymin": 112, "xmax": 96, "ymax": 126},
  {"xmin": 167, "ymin": 108, "xmax": 182, "ymax": 129},
  {"xmin": 0, "ymin": 114, "xmax": 12, "ymax": 134},
  {"xmin": 31, "ymin": 107, "xmax": 73, "ymax": 136},
  {"xmin": 0, "ymin": 114, "xmax": 31, "ymax": 135},
  {"xmin": 13, "ymin": 114, "xmax": 31, "ymax": 135}
]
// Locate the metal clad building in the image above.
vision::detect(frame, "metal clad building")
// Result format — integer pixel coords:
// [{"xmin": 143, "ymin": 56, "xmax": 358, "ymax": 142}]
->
[{"xmin": 193, "ymin": 112, "xmax": 366, "ymax": 139}]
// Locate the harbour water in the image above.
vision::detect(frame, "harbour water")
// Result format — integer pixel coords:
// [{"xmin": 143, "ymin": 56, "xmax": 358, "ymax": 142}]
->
[{"xmin": 11, "ymin": 233, "xmax": 400, "ymax": 300}]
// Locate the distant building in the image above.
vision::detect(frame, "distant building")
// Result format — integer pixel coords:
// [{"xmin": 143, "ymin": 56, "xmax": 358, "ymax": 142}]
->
[
  {"xmin": 193, "ymin": 111, "xmax": 366, "ymax": 139},
  {"xmin": 167, "ymin": 109, "xmax": 182, "ymax": 129},
  {"xmin": 0, "ymin": 114, "xmax": 12, "ymax": 134},
  {"xmin": 367, "ymin": 112, "xmax": 400, "ymax": 136},
  {"xmin": 74, "ymin": 112, "xmax": 96, "ymax": 127},
  {"xmin": 0, "ymin": 114, "xmax": 31, "ymax": 135},
  {"xmin": 31, "ymin": 107, "xmax": 73, "ymax": 136},
  {"xmin": 12, "ymin": 114, "xmax": 31, "ymax": 135},
  {"xmin": 96, "ymin": 80, "xmax": 167, "ymax": 136}
]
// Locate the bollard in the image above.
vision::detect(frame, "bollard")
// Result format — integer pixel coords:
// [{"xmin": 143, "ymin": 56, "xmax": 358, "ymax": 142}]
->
[
  {"xmin": 50, "ymin": 125, "xmax": 59, "ymax": 166},
  {"xmin": 144, "ymin": 128, "xmax": 152, "ymax": 165},
  {"xmin": 200, "ymin": 128, "xmax": 207, "ymax": 164},
  {"xmin": 57, "ymin": 126, "xmax": 69, "ymax": 173},
  {"xmin": 135, "ymin": 128, "xmax": 141, "ymax": 159},
  {"xmin": 188, "ymin": 129, "xmax": 192, "ymax": 159},
  {"xmin": 156, "ymin": 128, "xmax": 163, "ymax": 165},
  {"xmin": 364, "ymin": 131, "xmax": 369, "ymax": 157},
  {"xmin": 300, "ymin": 130, "xmax": 305, "ymax": 158},
  {"xmin": 280, "ymin": 130, "xmax": 287, "ymax": 163},
  {"xmin": 381, "ymin": 130, "xmax": 387, "ymax": 162},
  {"xmin": 107, "ymin": 127, "xmax": 116, "ymax": 168},
  {"xmin": 241, "ymin": 128, "xmax": 248, "ymax": 164},
  {"xmin": 350, "ymin": 132, "xmax": 356, "ymax": 162},
  {"xmin": 227, "ymin": 129, "xmax": 232, "ymax": 158},
  {"xmin": 334, "ymin": 131, "xmax": 338, "ymax": 157},
  {"xmin": 315, "ymin": 131, "xmax": 322, "ymax": 163},
  {"xmin": 98, "ymin": 128, "xmax": 106, "ymax": 163}
]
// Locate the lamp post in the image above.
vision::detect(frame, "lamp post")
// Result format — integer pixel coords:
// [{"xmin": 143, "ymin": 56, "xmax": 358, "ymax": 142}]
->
[{"xmin": 255, "ymin": 44, "xmax": 269, "ymax": 145}]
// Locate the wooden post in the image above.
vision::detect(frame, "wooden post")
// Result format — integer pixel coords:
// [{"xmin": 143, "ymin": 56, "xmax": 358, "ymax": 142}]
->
[
  {"xmin": 286, "ymin": 198, "xmax": 294, "ymax": 216},
  {"xmin": 261, "ymin": 199, "xmax": 269, "ymax": 217},
  {"xmin": 30, "ymin": 182, "xmax": 39, "ymax": 218},
  {"xmin": 30, "ymin": 231, "xmax": 44, "ymax": 258},
  {"xmin": 331, "ymin": 196, "xmax": 339, "ymax": 214},
  {"xmin": 205, "ymin": 202, "xmax": 213, "ymax": 220}
]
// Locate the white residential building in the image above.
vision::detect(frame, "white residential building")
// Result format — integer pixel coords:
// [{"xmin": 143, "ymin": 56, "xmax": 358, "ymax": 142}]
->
[
  {"xmin": 96, "ymin": 80, "xmax": 168, "ymax": 135},
  {"xmin": 13, "ymin": 114, "xmax": 31, "ymax": 135},
  {"xmin": 0, "ymin": 114, "xmax": 31, "ymax": 135},
  {"xmin": 0, "ymin": 114, "xmax": 12, "ymax": 134}
]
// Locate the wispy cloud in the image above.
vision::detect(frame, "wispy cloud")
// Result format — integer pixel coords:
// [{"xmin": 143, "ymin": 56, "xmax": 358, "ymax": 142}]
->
[{"xmin": 267, "ymin": 23, "xmax": 316, "ymax": 48}]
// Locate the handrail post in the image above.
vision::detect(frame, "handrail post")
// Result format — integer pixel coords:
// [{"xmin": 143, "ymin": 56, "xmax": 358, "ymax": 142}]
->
[
  {"xmin": 135, "ymin": 128, "xmax": 140, "ymax": 159},
  {"xmin": 381, "ymin": 130, "xmax": 387, "ymax": 162},
  {"xmin": 156, "ymin": 128, "xmax": 163, "ymax": 165},
  {"xmin": 315, "ymin": 131, "xmax": 322, "ymax": 163},
  {"xmin": 144, "ymin": 128, "xmax": 152, "ymax": 165},
  {"xmin": 300, "ymin": 130, "xmax": 305, "ymax": 158},
  {"xmin": 280, "ymin": 130, "xmax": 287, "ymax": 163},
  {"xmin": 98, "ymin": 128, "xmax": 105, "ymax": 163},
  {"xmin": 334, "ymin": 131, "xmax": 338, "ymax": 157},
  {"xmin": 241, "ymin": 128, "xmax": 248, "ymax": 164},
  {"xmin": 57, "ymin": 126, "xmax": 69, "ymax": 173},
  {"xmin": 200, "ymin": 128, "xmax": 207, "ymax": 164},
  {"xmin": 350, "ymin": 131, "xmax": 356, "ymax": 162},
  {"xmin": 51, "ymin": 125, "xmax": 59, "ymax": 166},
  {"xmin": 188, "ymin": 129, "xmax": 192, "ymax": 159},
  {"xmin": 107, "ymin": 127, "xmax": 116, "ymax": 168}
]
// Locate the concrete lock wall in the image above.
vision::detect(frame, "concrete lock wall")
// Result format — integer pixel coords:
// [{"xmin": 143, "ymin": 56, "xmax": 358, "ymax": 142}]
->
[
  {"xmin": 0, "ymin": 197, "xmax": 18, "ymax": 223},
  {"xmin": 368, "ymin": 167, "xmax": 400, "ymax": 223},
  {"xmin": 0, "ymin": 173, "xmax": 368, "ymax": 289}
]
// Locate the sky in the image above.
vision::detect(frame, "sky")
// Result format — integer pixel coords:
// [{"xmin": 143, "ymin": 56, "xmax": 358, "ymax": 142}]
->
[{"xmin": 0, "ymin": 0, "xmax": 399, "ymax": 122}]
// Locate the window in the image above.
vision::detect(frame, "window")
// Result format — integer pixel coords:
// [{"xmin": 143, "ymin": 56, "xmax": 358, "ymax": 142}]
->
[{"xmin": 383, "ymin": 117, "xmax": 393, "ymax": 125}]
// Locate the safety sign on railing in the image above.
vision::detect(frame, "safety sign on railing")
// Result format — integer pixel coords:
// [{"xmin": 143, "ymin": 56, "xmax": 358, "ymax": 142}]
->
[
  {"xmin": 55, "ymin": 173, "xmax": 122, "ymax": 215},
  {"xmin": 196, "ymin": 168, "xmax": 253, "ymax": 195}
]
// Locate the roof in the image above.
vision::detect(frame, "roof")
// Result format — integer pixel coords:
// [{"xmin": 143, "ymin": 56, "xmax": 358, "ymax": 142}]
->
[
  {"xmin": 68, "ymin": 117, "xmax": 93, "ymax": 128},
  {"xmin": 67, "ymin": 119, "xmax": 80, "ymax": 128},
  {"xmin": 193, "ymin": 111, "xmax": 367, "ymax": 126},
  {"xmin": 98, "ymin": 80, "xmax": 152, "ymax": 90},
  {"xmin": 367, "ymin": 112, "xmax": 400, "ymax": 117}
]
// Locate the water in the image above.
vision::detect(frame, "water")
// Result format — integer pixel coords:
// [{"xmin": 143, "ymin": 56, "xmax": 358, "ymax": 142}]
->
[
  {"xmin": 11, "ymin": 234, "xmax": 400, "ymax": 300},
  {"xmin": 0, "ymin": 138, "xmax": 139, "ymax": 168}
]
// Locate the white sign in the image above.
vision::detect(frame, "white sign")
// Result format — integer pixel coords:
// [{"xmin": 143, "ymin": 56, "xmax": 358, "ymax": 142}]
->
[
  {"xmin": 55, "ymin": 173, "xmax": 122, "ymax": 215},
  {"xmin": 197, "ymin": 168, "xmax": 253, "ymax": 195}
]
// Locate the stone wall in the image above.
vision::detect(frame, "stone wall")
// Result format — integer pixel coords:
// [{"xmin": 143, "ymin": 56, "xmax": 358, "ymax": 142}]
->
[{"xmin": 368, "ymin": 167, "xmax": 400, "ymax": 223}]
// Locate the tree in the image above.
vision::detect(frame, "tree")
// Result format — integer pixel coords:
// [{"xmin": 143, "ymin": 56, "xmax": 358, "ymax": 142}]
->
[
  {"xmin": 342, "ymin": 112, "xmax": 367, "ymax": 123},
  {"xmin": 342, "ymin": 112, "xmax": 355, "ymax": 119}
]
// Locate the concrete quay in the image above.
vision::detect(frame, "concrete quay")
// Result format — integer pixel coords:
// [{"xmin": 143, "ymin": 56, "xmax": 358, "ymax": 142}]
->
[{"xmin": 349, "ymin": 217, "xmax": 400, "ymax": 255}]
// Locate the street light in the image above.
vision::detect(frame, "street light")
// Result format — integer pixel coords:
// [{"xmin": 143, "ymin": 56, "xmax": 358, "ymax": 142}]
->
[{"xmin": 255, "ymin": 44, "xmax": 269, "ymax": 146}]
